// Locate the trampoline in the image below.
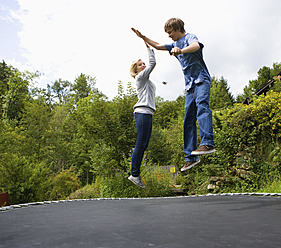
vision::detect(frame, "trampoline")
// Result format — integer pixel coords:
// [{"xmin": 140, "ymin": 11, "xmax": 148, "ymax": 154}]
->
[{"xmin": 1, "ymin": 194, "xmax": 281, "ymax": 248}]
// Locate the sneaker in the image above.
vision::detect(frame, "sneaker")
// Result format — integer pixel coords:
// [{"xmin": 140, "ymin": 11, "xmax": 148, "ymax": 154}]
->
[
  {"xmin": 128, "ymin": 175, "xmax": 146, "ymax": 189},
  {"xmin": 191, "ymin": 145, "xmax": 216, "ymax": 155},
  {"xmin": 181, "ymin": 160, "xmax": 200, "ymax": 172}
]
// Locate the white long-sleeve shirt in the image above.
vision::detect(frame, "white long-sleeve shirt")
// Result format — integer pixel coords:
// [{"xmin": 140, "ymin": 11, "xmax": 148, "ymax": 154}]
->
[{"xmin": 133, "ymin": 48, "xmax": 156, "ymax": 115}]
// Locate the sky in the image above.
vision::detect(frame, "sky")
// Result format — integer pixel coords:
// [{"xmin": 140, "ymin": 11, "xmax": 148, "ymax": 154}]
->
[{"xmin": 1, "ymin": 0, "xmax": 281, "ymax": 100}]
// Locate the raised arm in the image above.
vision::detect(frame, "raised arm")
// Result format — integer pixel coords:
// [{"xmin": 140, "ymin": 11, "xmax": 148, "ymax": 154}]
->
[{"xmin": 131, "ymin": 28, "xmax": 167, "ymax": 51}]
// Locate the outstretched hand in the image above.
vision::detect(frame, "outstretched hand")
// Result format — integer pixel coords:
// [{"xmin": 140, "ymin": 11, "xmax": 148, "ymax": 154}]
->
[
  {"xmin": 132, "ymin": 28, "xmax": 149, "ymax": 48},
  {"xmin": 131, "ymin": 28, "xmax": 144, "ymax": 39}
]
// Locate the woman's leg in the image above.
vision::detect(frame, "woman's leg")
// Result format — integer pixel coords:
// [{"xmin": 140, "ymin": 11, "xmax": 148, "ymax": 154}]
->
[{"xmin": 131, "ymin": 113, "xmax": 152, "ymax": 177}]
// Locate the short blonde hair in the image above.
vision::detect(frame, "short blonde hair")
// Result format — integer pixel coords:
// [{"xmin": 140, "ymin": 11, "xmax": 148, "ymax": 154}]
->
[{"xmin": 130, "ymin": 59, "xmax": 141, "ymax": 78}]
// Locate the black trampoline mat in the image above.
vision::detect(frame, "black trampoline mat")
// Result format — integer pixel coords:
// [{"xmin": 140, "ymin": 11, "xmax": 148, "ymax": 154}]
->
[{"xmin": 1, "ymin": 195, "xmax": 281, "ymax": 248}]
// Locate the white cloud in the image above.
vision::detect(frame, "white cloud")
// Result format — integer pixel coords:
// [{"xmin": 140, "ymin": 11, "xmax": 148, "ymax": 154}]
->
[{"xmin": 2, "ymin": 0, "xmax": 281, "ymax": 100}]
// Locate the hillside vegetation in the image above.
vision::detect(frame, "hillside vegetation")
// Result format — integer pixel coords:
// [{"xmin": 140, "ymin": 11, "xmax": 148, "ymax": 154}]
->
[{"xmin": 1, "ymin": 61, "xmax": 281, "ymax": 204}]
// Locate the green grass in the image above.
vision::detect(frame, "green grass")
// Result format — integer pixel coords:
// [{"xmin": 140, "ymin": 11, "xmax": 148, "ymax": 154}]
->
[{"xmin": 259, "ymin": 180, "xmax": 281, "ymax": 193}]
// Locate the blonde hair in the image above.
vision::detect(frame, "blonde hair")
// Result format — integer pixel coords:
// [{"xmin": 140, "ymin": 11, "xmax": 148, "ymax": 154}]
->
[{"xmin": 130, "ymin": 59, "xmax": 141, "ymax": 78}]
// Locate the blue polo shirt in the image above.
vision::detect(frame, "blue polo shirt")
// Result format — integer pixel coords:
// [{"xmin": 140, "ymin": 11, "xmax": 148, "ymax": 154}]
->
[{"xmin": 165, "ymin": 33, "xmax": 211, "ymax": 91}]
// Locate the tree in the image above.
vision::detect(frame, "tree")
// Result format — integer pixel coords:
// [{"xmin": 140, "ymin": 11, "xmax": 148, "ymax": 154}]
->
[
  {"xmin": 51, "ymin": 79, "xmax": 72, "ymax": 105},
  {"xmin": 209, "ymin": 76, "xmax": 234, "ymax": 110},
  {"xmin": 236, "ymin": 62, "xmax": 281, "ymax": 103},
  {"xmin": 0, "ymin": 153, "xmax": 50, "ymax": 204},
  {"xmin": 19, "ymin": 97, "xmax": 53, "ymax": 160},
  {"xmin": 146, "ymin": 95, "xmax": 184, "ymax": 165},
  {"xmin": 0, "ymin": 61, "xmax": 35, "ymax": 120},
  {"xmin": 71, "ymin": 91, "xmax": 112, "ymax": 184},
  {"xmin": 44, "ymin": 104, "xmax": 76, "ymax": 172},
  {"xmin": 153, "ymin": 95, "xmax": 184, "ymax": 129},
  {"xmin": 0, "ymin": 61, "xmax": 9, "ymax": 118},
  {"xmin": 73, "ymin": 73, "xmax": 97, "ymax": 103},
  {"xmin": 110, "ymin": 81, "xmax": 138, "ymax": 162}
]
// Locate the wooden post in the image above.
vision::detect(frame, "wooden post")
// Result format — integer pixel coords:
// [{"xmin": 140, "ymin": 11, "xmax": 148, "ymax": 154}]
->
[{"xmin": 0, "ymin": 191, "xmax": 10, "ymax": 207}]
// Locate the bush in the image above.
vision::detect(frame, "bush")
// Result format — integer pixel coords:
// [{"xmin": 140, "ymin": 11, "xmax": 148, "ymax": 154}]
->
[
  {"xmin": 47, "ymin": 167, "xmax": 81, "ymax": 200},
  {"xmin": 68, "ymin": 177, "xmax": 102, "ymax": 199},
  {"xmin": 95, "ymin": 166, "xmax": 173, "ymax": 198},
  {"xmin": 0, "ymin": 153, "xmax": 50, "ymax": 204},
  {"xmin": 172, "ymin": 90, "xmax": 281, "ymax": 195},
  {"xmin": 68, "ymin": 151, "xmax": 174, "ymax": 199},
  {"xmin": 259, "ymin": 178, "xmax": 281, "ymax": 193}
]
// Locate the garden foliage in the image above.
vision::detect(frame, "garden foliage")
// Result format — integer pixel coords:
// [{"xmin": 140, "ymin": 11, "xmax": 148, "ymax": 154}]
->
[{"xmin": 0, "ymin": 60, "xmax": 281, "ymax": 204}]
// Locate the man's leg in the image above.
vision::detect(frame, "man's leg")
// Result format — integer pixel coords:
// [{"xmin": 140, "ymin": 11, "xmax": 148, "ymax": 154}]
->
[
  {"xmin": 183, "ymin": 88, "xmax": 199, "ymax": 163},
  {"xmin": 191, "ymin": 82, "xmax": 215, "ymax": 155}
]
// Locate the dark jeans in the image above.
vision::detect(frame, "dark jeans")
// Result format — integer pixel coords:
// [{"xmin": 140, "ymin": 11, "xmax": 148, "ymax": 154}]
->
[{"xmin": 131, "ymin": 113, "xmax": 152, "ymax": 177}]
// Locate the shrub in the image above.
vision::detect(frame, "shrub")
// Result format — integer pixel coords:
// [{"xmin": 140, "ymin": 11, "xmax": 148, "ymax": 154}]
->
[
  {"xmin": 47, "ymin": 167, "xmax": 81, "ymax": 200},
  {"xmin": 69, "ymin": 151, "xmax": 174, "ymax": 199},
  {"xmin": 68, "ymin": 177, "xmax": 102, "ymax": 199},
  {"xmin": 0, "ymin": 153, "xmax": 50, "ymax": 204}
]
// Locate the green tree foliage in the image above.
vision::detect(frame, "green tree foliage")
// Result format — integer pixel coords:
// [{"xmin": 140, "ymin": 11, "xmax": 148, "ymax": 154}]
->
[
  {"xmin": 236, "ymin": 62, "xmax": 281, "ymax": 102},
  {"xmin": 153, "ymin": 96, "xmax": 183, "ymax": 129},
  {"xmin": 0, "ymin": 153, "xmax": 50, "ymax": 204},
  {"xmin": 209, "ymin": 76, "xmax": 234, "ymax": 110},
  {"xmin": 211, "ymin": 91, "xmax": 281, "ymax": 189},
  {"xmin": 0, "ymin": 61, "xmax": 37, "ymax": 120},
  {"xmin": 0, "ymin": 120, "xmax": 23, "ymax": 155},
  {"xmin": 43, "ymin": 103, "xmax": 76, "ymax": 172},
  {"xmin": 19, "ymin": 97, "xmax": 53, "ymax": 160},
  {"xmin": 1, "ymin": 60, "xmax": 281, "ymax": 203},
  {"xmin": 148, "ymin": 95, "xmax": 185, "ymax": 165},
  {"xmin": 51, "ymin": 79, "xmax": 72, "ymax": 105},
  {"xmin": 110, "ymin": 81, "xmax": 138, "ymax": 161},
  {"xmin": 70, "ymin": 95, "xmax": 108, "ymax": 184},
  {"xmin": 0, "ymin": 61, "xmax": 9, "ymax": 118},
  {"xmin": 161, "ymin": 113, "xmax": 185, "ymax": 167},
  {"xmin": 47, "ymin": 168, "xmax": 81, "ymax": 200},
  {"xmin": 73, "ymin": 73, "xmax": 96, "ymax": 102}
]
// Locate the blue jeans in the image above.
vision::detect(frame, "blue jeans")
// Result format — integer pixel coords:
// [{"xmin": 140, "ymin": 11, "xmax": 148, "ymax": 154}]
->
[
  {"xmin": 184, "ymin": 82, "xmax": 214, "ymax": 162},
  {"xmin": 131, "ymin": 113, "xmax": 153, "ymax": 177}
]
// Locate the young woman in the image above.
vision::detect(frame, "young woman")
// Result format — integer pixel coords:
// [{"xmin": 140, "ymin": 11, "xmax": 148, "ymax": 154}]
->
[{"xmin": 128, "ymin": 39, "xmax": 156, "ymax": 188}]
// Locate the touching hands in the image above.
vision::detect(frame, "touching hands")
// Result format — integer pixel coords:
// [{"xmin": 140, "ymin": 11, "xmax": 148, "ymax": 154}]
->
[
  {"xmin": 131, "ymin": 27, "xmax": 167, "ymax": 51},
  {"xmin": 144, "ymin": 41, "xmax": 150, "ymax": 49},
  {"xmin": 131, "ymin": 28, "xmax": 145, "ymax": 39},
  {"xmin": 132, "ymin": 28, "xmax": 150, "ymax": 49}
]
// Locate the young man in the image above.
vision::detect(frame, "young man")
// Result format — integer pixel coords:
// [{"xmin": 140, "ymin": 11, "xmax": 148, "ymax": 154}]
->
[{"xmin": 132, "ymin": 18, "xmax": 215, "ymax": 172}]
